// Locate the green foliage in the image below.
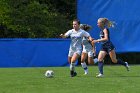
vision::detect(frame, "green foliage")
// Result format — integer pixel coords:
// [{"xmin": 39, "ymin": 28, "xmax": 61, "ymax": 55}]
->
[{"xmin": 0, "ymin": 0, "xmax": 76, "ymax": 38}]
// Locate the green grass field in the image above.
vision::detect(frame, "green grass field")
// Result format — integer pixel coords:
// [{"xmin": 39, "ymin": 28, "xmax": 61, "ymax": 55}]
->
[{"xmin": 0, "ymin": 65, "xmax": 139, "ymax": 93}]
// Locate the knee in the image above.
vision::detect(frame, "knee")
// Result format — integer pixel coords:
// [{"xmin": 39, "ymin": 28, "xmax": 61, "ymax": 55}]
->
[{"xmin": 98, "ymin": 58, "xmax": 103, "ymax": 62}]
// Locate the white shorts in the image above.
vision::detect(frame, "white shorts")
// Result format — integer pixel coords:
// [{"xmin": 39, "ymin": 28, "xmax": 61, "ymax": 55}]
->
[
  {"xmin": 82, "ymin": 48, "xmax": 93, "ymax": 57},
  {"xmin": 68, "ymin": 49, "xmax": 82, "ymax": 57}
]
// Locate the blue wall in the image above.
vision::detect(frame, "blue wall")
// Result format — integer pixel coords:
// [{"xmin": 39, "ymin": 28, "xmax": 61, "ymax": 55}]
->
[
  {"xmin": 0, "ymin": 39, "xmax": 70, "ymax": 67},
  {"xmin": 77, "ymin": 0, "xmax": 140, "ymax": 53}
]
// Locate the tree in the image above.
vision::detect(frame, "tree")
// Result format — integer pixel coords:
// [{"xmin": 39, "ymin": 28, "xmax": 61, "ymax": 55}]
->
[{"xmin": 0, "ymin": 0, "xmax": 76, "ymax": 38}]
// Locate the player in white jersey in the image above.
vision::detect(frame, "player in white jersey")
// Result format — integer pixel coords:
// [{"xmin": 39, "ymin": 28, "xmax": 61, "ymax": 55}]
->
[
  {"xmin": 60, "ymin": 19, "xmax": 93, "ymax": 77},
  {"xmin": 80, "ymin": 24, "xmax": 98, "ymax": 75}
]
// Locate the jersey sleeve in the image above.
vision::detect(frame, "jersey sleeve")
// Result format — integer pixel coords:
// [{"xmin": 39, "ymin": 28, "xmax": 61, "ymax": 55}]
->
[
  {"xmin": 64, "ymin": 30, "xmax": 72, "ymax": 37},
  {"xmin": 83, "ymin": 30, "xmax": 90, "ymax": 37}
]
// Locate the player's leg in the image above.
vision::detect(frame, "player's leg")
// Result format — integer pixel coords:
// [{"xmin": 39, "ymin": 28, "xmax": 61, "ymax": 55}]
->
[
  {"xmin": 109, "ymin": 50, "xmax": 117, "ymax": 63},
  {"xmin": 96, "ymin": 51, "xmax": 107, "ymax": 77},
  {"xmin": 68, "ymin": 50, "xmax": 76, "ymax": 77},
  {"xmin": 92, "ymin": 45, "xmax": 98, "ymax": 64},
  {"xmin": 70, "ymin": 53, "xmax": 80, "ymax": 77},
  {"xmin": 109, "ymin": 50, "xmax": 130, "ymax": 71},
  {"xmin": 68, "ymin": 57, "xmax": 72, "ymax": 64},
  {"xmin": 81, "ymin": 52, "xmax": 88, "ymax": 75},
  {"xmin": 88, "ymin": 57, "xmax": 94, "ymax": 65},
  {"xmin": 87, "ymin": 51, "xmax": 94, "ymax": 65}
]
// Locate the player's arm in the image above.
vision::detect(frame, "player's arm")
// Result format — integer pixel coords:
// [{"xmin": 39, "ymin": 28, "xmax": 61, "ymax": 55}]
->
[
  {"xmin": 88, "ymin": 36, "xmax": 94, "ymax": 42},
  {"xmin": 92, "ymin": 45, "xmax": 96, "ymax": 56},
  {"xmin": 83, "ymin": 31, "xmax": 94, "ymax": 42},
  {"xmin": 90, "ymin": 38, "xmax": 96, "ymax": 55},
  {"xmin": 86, "ymin": 35, "xmax": 94, "ymax": 44},
  {"xmin": 60, "ymin": 30, "xmax": 72, "ymax": 38}
]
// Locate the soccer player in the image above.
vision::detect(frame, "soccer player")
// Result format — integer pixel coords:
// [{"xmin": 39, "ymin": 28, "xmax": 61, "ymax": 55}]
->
[
  {"xmin": 60, "ymin": 19, "xmax": 93, "ymax": 77},
  {"xmin": 80, "ymin": 24, "xmax": 98, "ymax": 75},
  {"xmin": 93, "ymin": 18, "xmax": 130, "ymax": 78}
]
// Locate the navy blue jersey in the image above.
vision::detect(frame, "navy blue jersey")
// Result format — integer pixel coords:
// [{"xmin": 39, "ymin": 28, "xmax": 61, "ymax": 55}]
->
[
  {"xmin": 99, "ymin": 28, "xmax": 115, "ymax": 53},
  {"xmin": 100, "ymin": 28, "xmax": 110, "ymax": 44}
]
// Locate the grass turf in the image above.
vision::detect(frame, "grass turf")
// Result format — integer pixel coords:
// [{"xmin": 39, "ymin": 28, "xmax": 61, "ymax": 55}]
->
[{"xmin": 0, "ymin": 65, "xmax": 139, "ymax": 93}]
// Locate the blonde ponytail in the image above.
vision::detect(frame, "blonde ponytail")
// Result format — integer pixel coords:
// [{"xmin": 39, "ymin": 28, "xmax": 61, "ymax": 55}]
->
[{"xmin": 98, "ymin": 18, "xmax": 115, "ymax": 28}]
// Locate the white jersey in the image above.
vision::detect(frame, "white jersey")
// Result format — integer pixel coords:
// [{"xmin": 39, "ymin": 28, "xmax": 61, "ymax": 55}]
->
[
  {"xmin": 82, "ymin": 37, "xmax": 93, "ymax": 51},
  {"xmin": 82, "ymin": 37, "xmax": 93, "ymax": 57},
  {"xmin": 65, "ymin": 29, "xmax": 90, "ymax": 57}
]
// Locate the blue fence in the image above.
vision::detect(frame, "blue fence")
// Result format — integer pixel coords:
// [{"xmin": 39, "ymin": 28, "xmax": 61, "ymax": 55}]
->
[
  {"xmin": 0, "ymin": 39, "xmax": 70, "ymax": 67},
  {"xmin": 77, "ymin": 0, "xmax": 140, "ymax": 53}
]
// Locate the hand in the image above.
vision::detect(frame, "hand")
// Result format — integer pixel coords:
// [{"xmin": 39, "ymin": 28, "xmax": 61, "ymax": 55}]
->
[
  {"xmin": 60, "ymin": 34, "xmax": 66, "ymax": 38},
  {"xmin": 60, "ymin": 34, "xmax": 63, "ymax": 37},
  {"xmin": 88, "ymin": 37, "xmax": 94, "ymax": 42},
  {"xmin": 93, "ymin": 40, "xmax": 99, "ymax": 43},
  {"xmin": 60, "ymin": 34, "xmax": 65, "ymax": 38}
]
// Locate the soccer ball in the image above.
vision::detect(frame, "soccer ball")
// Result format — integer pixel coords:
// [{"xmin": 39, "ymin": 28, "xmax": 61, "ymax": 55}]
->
[{"xmin": 45, "ymin": 70, "xmax": 54, "ymax": 78}]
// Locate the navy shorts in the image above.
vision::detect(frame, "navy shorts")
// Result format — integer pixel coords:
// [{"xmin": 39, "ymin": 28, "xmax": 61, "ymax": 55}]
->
[{"xmin": 100, "ymin": 42, "xmax": 115, "ymax": 54}]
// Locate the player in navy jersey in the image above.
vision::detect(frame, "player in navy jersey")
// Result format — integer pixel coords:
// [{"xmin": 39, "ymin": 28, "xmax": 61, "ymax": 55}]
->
[
  {"xmin": 93, "ymin": 18, "xmax": 130, "ymax": 78},
  {"xmin": 60, "ymin": 19, "xmax": 93, "ymax": 77}
]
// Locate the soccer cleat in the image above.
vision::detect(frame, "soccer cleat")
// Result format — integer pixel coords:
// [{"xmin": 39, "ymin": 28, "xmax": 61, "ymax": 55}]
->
[
  {"xmin": 84, "ymin": 69, "xmax": 88, "ymax": 75},
  {"xmin": 70, "ymin": 71, "xmax": 74, "ymax": 77},
  {"xmin": 73, "ymin": 72, "xmax": 77, "ymax": 77},
  {"xmin": 84, "ymin": 72, "xmax": 88, "ymax": 75},
  {"xmin": 125, "ymin": 62, "xmax": 130, "ymax": 71},
  {"xmin": 70, "ymin": 71, "xmax": 77, "ymax": 77},
  {"xmin": 96, "ymin": 73, "xmax": 104, "ymax": 78}
]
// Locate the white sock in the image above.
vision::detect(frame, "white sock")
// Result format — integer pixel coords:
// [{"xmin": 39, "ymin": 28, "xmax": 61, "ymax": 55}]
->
[
  {"xmin": 94, "ymin": 58, "xmax": 98, "ymax": 64},
  {"xmin": 81, "ymin": 62, "xmax": 88, "ymax": 73}
]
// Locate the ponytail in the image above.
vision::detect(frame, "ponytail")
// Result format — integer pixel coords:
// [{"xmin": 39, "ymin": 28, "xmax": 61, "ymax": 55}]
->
[
  {"xmin": 80, "ymin": 24, "xmax": 92, "ymax": 31},
  {"xmin": 99, "ymin": 18, "xmax": 115, "ymax": 28}
]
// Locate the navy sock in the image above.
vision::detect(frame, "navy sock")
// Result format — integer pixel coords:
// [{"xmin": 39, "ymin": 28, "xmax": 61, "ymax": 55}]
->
[
  {"xmin": 84, "ymin": 67, "xmax": 88, "ymax": 70},
  {"xmin": 98, "ymin": 61, "xmax": 103, "ymax": 74},
  {"xmin": 117, "ymin": 59, "xmax": 126, "ymax": 66}
]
